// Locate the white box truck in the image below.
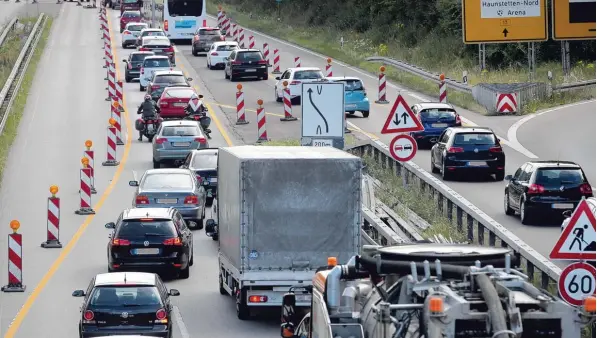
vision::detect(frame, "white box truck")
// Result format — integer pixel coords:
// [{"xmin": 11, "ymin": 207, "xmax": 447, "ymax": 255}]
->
[{"xmin": 205, "ymin": 146, "xmax": 362, "ymax": 320}]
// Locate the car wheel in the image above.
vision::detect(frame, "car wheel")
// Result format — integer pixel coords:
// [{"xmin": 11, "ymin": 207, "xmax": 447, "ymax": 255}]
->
[
  {"xmin": 362, "ymin": 111, "xmax": 370, "ymax": 118},
  {"xmin": 219, "ymin": 273, "xmax": 227, "ymax": 295},
  {"xmin": 125, "ymin": 75, "xmax": 131, "ymax": 83},
  {"xmin": 206, "ymin": 196, "xmax": 214, "ymax": 207},
  {"xmin": 121, "ymin": 43, "xmax": 126, "ymax": 48},
  {"xmin": 229, "ymin": 73, "xmax": 235, "ymax": 81},
  {"xmin": 191, "ymin": 46, "xmax": 198, "ymax": 56},
  {"xmin": 225, "ymin": 69, "xmax": 230, "ymax": 79},
  {"xmin": 520, "ymin": 199, "xmax": 533, "ymax": 225},
  {"xmin": 263, "ymin": 73, "xmax": 268, "ymax": 80},
  {"xmin": 275, "ymin": 87, "xmax": 282, "ymax": 102},
  {"xmin": 236, "ymin": 289, "xmax": 250, "ymax": 320},
  {"xmin": 189, "ymin": 251, "xmax": 194, "ymax": 266},
  {"xmin": 441, "ymin": 161, "xmax": 452, "ymax": 180},
  {"xmin": 495, "ymin": 169, "xmax": 505, "ymax": 181},
  {"xmin": 431, "ymin": 156, "xmax": 440, "ymax": 174},
  {"xmin": 139, "ymin": 84, "xmax": 145, "ymax": 91},
  {"xmin": 152, "ymin": 158, "xmax": 160, "ymax": 169},
  {"xmin": 147, "ymin": 135, "xmax": 154, "ymax": 142},
  {"xmin": 504, "ymin": 192, "xmax": 514, "ymax": 215},
  {"xmin": 212, "ymin": 233, "xmax": 218, "ymax": 241},
  {"xmin": 194, "ymin": 218, "xmax": 204, "ymax": 230},
  {"xmin": 179, "ymin": 264, "xmax": 190, "ymax": 279}
]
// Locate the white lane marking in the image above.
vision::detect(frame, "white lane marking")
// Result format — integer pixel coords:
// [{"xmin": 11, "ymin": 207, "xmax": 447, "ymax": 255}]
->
[
  {"xmin": 173, "ymin": 306, "xmax": 191, "ymax": 338},
  {"xmin": 506, "ymin": 100, "xmax": 596, "ymax": 160}
]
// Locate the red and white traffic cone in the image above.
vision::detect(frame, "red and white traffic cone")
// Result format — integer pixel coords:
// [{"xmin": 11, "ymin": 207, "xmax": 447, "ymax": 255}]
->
[
  {"xmin": 375, "ymin": 66, "xmax": 389, "ymax": 104},
  {"xmin": 116, "ymin": 80, "xmax": 124, "ymax": 112},
  {"xmin": 256, "ymin": 99, "xmax": 268, "ymax": 142},
  {"xmin": 272, "ymin": 49, "xmax": 281, "ymax": 74},
  {"xmin": 325, "ymin": 58, "xmax": 333, "ymax": 77},
  {"xmin": 439, "ymin": 73, "xmax": 447, "ymax": 103},
  {"xmin": 1, "ymin": 221, "xmax": 25, "ymax": 292},
  {"xmin": 84, "ymin": 140, "xmax": 97, "ymax": 194},
  {"xmin": 235, "ymin": 84, "xmax": 249, "ymax": 125},
  {"xmin": 280, "ymin": 81, "xmax": 297, "ymax": 121},
  {"xmin": 238, "ymin": 28, "xmax": 245, "ymax": 48},
  {"xmin": 231, "ymin": 23, "xmax": 237, "ymax": 40},
  {"xmin": 248, "ymin": 35, "xmax": 255, "ymax": 49},
  {"xmin": 41, "ymin": 186, "xmax": 62, "ymax": 248},
  {"xmin": 262, "ymin": 43, "xmax": 270, "ymax": 65},
  {"xmin": 75, "ymin": 159, "xmax": 96, "ymax": 215},
  {"xmin": 111, "ymin": 100, "xmax": 124, "ymax": 145},
  {"xmin": 106, "ymin": 63, "xmax": 116, "ymax": 101},
  {"xmin": 102, "ymin": 118, "xmax": 120, "ymax": 166},
  {"xmin": 294, "ymin": 56, "xmax": 301, "ymax": 68}
]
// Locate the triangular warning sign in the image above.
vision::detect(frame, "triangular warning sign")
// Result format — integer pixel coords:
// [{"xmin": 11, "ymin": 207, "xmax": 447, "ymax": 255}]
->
[
  {"xmin": 381, "ymin": 95, "xmax": 424, "ymax": 134},
  {"xmin": 550, "ymin": 199, "xmax": 596, "ymax": 261}
]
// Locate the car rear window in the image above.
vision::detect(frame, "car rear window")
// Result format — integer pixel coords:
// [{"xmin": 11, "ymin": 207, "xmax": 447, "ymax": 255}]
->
[
  {"xmin": 142, "ymin": 173, "xmax": 192, "ymax": 189},
  {"xmin": 122, "ymin": 11, "xmax": 140, "ymax": 18},
  {"xmin": 128, "ymin": 24, "xmax": 146, "ymax": 31},
  {"xmin": 452, "ymin": 132, "xmax": 496, "ymax": 146},
  {"xmin": 200, "ymin": 29, "xmax": 220, "ymax": 35},
  {"xmin": 131, "ymin": 53, "xmax": 152, "ymax": 62},
  {"xmin": 192, "ymin": 153, "xmax": 218, "ymax": 169},
  {"xmin": 294, "ymin": 70, "xmax": 323, "ymax": 80},
  {"xmin": 162, "ymin": 126, "xmax": 200, "ymax": 136},
  {"xmin": 89, "ymin": 286, "xmax": 162, "ymax": 307},
  {"xmin": 165, "ymin": 89, "xmax": 195, "ymax": 98},
  {"xmin": 535, "ymin": 168, "xmax": 585, "ymax": 186},
  {"xmin": 155, "ymin": 75, "xmax": 186, "ymax": 84},
  {"xmin": 116, "ymin": 219, "xmax": 178, "ymax": 237},
  {"xmin": 143, "ymin": 59, "xmax": 170, "ymax": 67},
  {"xmin": 217, "ymin": 44, "xmax": 237, "ymax": 51},
  {"xmin": 145, "ymin": 39, "xmax": 170, "ymax": 47},
  {"xmin": 420, "ymin": 108, "xmax": 457, "ymax": 119},
  {"xmin": 143, "ymin": 31, "xmax": 165, "ymax": 37},
  {"xmin": 237, "ymin": 51, "xmax": 263, "ymax": 61},
  {"xmin": 336, "ymin": 79, "xmax": 363, "ymax": 91}
]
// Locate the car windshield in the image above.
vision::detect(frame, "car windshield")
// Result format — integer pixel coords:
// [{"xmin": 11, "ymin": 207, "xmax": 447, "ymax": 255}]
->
[
  {"xmin": 216, "ymin": 44, "xmax": 237, "ymax": 51},
  {"xmin": 162, "ymin": 126, "xmax": 200, "ymax": 136},
  {"xmin": 143, "ymin": 31, "xmax": 166, "ymax": 37},
  {"xmin": 144, "ymin": 59, "xmax": 170, "ymax": 67},
  {"xmin": 128, "ymin": 24, "xmax": 146, "ymax": 31},
  {"xmin": 89, "ymin": 286, "xmax": 163, "ymax": 307},
  {"xmin": 122, "ymin": 12, "xmax": 140, "ymax": 18},
  {"xmin": 453, "ymin": 132, "xmax": 496, "ymax": 146},
  {"xmin": 200, "ymin": 29, "xmax": 220, "ymax": 35},
  {"xmin": 155, "ymin": 75, "xmax": 186, "ymax": 84},
  {"xmin": 535, "ymin": 168, "xmax": 585, "ymax": 186},
  {"xmin": 336, "ymin": 79, "xmax": 363, "ymax": 91},
  {"xmin": 165, "ymin": 89, "xmax": 195, "ymax": 98},
  {"xmin": 420, "ymin": 108, "xmax": 457, "ymax": 119},
  {"xmin": 237, "ymin": 51, "xmax": 262, "ymax": 62},
  {"xmin": 116, "ymin": 219, "xmax": 178, "ymax": 237},
  {"xmin": 294, "ymin": 70, "xmax": 323, "ymax": 80},
  {"xmin": 142, "ymin": 173, "xmax": 192, "ymax": 189},
  {"xmin": 131, "ymin": 53, "xmax": 152, "ymax": 62},
  {"xmin": 192, "ymin": 153, "xmax": 218, "ymax": 169}
]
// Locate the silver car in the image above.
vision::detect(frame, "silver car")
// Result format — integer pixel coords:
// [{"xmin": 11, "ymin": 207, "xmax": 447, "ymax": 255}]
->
[
  {"xmin": 122, "ymin": 22, "xmax": 148, "ymax": 48},
  {"xmin": 129, "ymin": 169, "xmax": 208, "ymax": 229},
  {"xmin": 152, "ymin": 120, "xmax": 209, "ymax": 168},
  {"xmin": 139, "ymin": 56, "xmax": 171, "ymax": 91}
]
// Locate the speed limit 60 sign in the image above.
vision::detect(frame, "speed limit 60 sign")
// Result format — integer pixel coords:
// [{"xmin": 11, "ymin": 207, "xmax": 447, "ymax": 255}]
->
[{"xmin": 558, "ymin": 262, "xmax": 596, "ymax": 306}]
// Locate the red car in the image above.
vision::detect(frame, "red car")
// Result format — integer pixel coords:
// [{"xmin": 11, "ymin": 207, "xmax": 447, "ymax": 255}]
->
[
  {"xmin": 158, "ymin": 87, "xmax": 198, "ymax": 119},
  {"xmin": 120, "ymin": 10, "xmax": 141, "ymax": 33}
]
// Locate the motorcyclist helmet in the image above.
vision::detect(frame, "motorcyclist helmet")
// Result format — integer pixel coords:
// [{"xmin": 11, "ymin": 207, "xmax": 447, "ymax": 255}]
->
[{"xmin": 144, "ymin": 94, "xmax": 151, "ymax": 101}]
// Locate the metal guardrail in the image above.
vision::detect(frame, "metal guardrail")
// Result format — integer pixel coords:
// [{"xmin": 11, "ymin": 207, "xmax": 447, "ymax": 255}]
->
[
  {"xmin": 0, "ymin": 18, "xmax": 19, "ymax": 47},
  {"xmin": 0, "ymin": 14, "xmax": 46, "ymax": 135},
  {"xmin": 553, "ymin": 79, "xmax": 596, "ymax": 92},
  {"xmin": 349, "ymin": 140, "xmax": 561, "ymax": 289}
]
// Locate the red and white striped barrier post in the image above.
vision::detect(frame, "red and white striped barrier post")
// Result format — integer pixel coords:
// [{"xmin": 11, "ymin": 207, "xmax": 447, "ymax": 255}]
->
[
  {"xmin": 223, "ymin": 16, "xmax": 230, "ymax": 36},
  {"xmin": 84, "ymin": 140, "xmax": 97, "ymax": 194},
  {"xmin": 263, "ymin": 43, "xmax": 270, "ymax": 65},
  {"xmin": 231, "ymin": 23, "xmax": 237, "ymax": 40},
  {"xmin": 106, "ymin": 63, "xmax": 116, "ymax": 101},
  {"xmin": 1, "ymin": 221, "xmax": 25, "ymax": 292},
  {"xmin": 294, "ymin": 56, "xmax": 301, "ymax": 68},
  {"xmin": 217, "ymin": 6, "xmax": 223, "ymax": 27},
  {"xmin": 116, "ymin": 80, "xmax": 124, "ymax": 112},
  {"xmin": 235, "ymin": 84, "xmax": 249, "ymax": 125},
  {"xmin": 272, "ymin": 49, "xmax": 281, "ymax": 74},
  {"xmin": 375, "ymin": 66, "xmax": 389, "ymax": 104},
  {"xmin": 248, "ymin": 35, "xmax": 255, "ymax": 49},
  {"xmin": 102, "ymin": 118, "xmax": 120, "ymax": 166},
  {"xmin": 103, "ymin": 26, "xmax": 111, "ymax": 48},
  {"xmin": 75, "ymin": 158, "xmax": 96, "ymax": 215},
  {"xmin": 239, "ymin": 28, "xmax": 246, "ymax": 48},
  {"xmin": 103, "ymin": 41, "xmax": 112, "ymax": 69},
  {"xmin": 256, "ymin": 99, "xmax": 268, "ymax": 142},
  {"xmin": 111, "ymin": 100, "xmax": 124, "ymax": 145},
  {"xmin": 41, "ymin": 186, "xmax": 62, "ymax": 248},
  {"xmin": 280, "ymin": 81, "xmax": 297, "ymax": 121},
  {"xmin": 325, "ymin": 57, "xmax": 333, "ymax": 77},
  {"xmin": 439, "ymin": 73, "xmax": 447, "ymax": 103}
]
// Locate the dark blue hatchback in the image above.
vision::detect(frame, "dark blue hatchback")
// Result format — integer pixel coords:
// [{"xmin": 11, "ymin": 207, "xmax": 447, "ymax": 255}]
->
[
  {"xmin": 180, "ymin": 148, "xmax": 218, "ymax": 206},
  {"xmin": 411, "ymin": 103, "xmax": 461, "ymax": 146}
]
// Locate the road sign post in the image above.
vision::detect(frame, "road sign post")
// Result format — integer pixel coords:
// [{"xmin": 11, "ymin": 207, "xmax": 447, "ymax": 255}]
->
[
  {"xmin": 558, "ymin": 262, "xmax": 596, "ymax": 307},
  {"xmin": 550, "ymin": 199, "xmax": 596, "ymax": 261},
  {"xmin": 300, "ymin": 82, "xmax": 345, "ymax": 149},
  {"xmin": 552, "ymin": 0, "xmax": 596, "ymax": 40}
]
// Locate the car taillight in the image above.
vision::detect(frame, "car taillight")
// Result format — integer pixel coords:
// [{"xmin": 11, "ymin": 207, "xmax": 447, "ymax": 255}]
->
[
  {"xmin": 139, "ymin": 47, "xmax": 149, "ymax": 51},
  {"xmin": 151, "ymin": 85, "xmax": 160, "ymax": 91},
  {"xmin": 163, "ymin": 238, "xmax": 182, "ymax": 246},
  {"xmin": 257, "ymin": 60, "xmax": 267, "ymax": 65},
  {"xmin": 159, "ymin": 100, "xmax": 168, "ymax": 107},
  {"xmin": 290, "ymin": 80, "xmax": 301, "ymax": 85},
  {"xmin": 127, "ymin": 62, "xmax": 132, "ymax": 69},
  {"xmin": 136, "ymin": 196, "xmax": 149, "ymax": 204},
  {"xmin": 447, "ymin": 147, "xmax": 464, "ymax": 153},
  {"xmin": 112, "ymin": 238, "xmax": 131, "ymax": 246},
  {"xmin": 248, "ymin": 295, "xmax": 268, "ymax": 303},
  {"xmin": 580, "ymin": 183, "xmax": 593, "ymax": 194},
  {"xmin": 231, "ymin": 61, "xmax": 241, "ymax": 65},
  {"xmin": 455, "ymin": 114, "xmax": 462, "ymax": 126},
  {"xmin": 527, "ymin": 184, "xmax": 545, "ymax": 194},
  {"xmin": 194, "ymin": 137, "xmax": 207, "ymax": 144},
  {"xmin": 156, "ymin": 308, "xmax": 167, "ymax": 320},
  {"xmin": 83, "ymin": 310, "xmax": 94, "ymax": 321},
  {"xmin": 166, "ymin": 46, "xmax": 174, "ymax": 52},
  {"xmin": 489, "ymin": 146, "xmax": 503, "ymax": 153},
  {"xmin": 184, "ymin": 195, "xmax": 198, "ymax": 204},
  {"xmin": 140, "ymin": 67, "xmax": 144, "ymax": 74},
  {"xmin": 155, "ymin": 138, "xmax": 167, "ymax": 144},
  {"xmin": 211, "ymin": 52, "xmax": 219, "ymax": 56},
  {"xmin": 164, "ymin": 20, "xmax": 168, "ymax": 31},
  {"xmin": 196, "ymin": 176, "xmax": 203, "ymax": 184},
  {"xmin": 124, "ymin": 31, "xmax": 131, "ymax": 34}
]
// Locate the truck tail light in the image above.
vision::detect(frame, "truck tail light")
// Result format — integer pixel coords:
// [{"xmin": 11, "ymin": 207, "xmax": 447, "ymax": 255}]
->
[{"xmin": 248, "ymin": 295, "xmax": 268, "ymax": 303}]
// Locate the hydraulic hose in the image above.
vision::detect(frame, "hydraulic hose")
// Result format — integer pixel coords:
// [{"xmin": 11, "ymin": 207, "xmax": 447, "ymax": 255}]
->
[
  {"xmin": 475, "ymin": 273, "xmax": 509, "ymax": 338},
  {"xmin": 358, "ymin": 253, "xmax": 469, "ymax": 279}
]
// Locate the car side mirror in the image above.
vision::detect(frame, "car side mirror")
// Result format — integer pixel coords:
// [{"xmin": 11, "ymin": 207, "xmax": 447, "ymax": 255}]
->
[
  {"xmin": 187, "ymin": 77, "xmax": 193, "ymax": 81},
  {"xmin": 129, "ymin": 180, "xmax": 139, "ymax": 186},
  {"xmin": 504, "ymin": 175, "xmax": 512, "ymax": 181},
  {"xmin": 268, "ymin": 64, "xmax": 273, "ymax": 67},
  {"xmin": 123, "ymin": 59, "xmax": 127, "ymax": 62},
  {"xmin": 169, "ymin": 289, "xmax": 180, "ymax": 296},
  {"xmin": 72, "ymin": 290, "xmax": 85, "ymax": 297},
  {"xmin": 105, "ymin": 222, "xmax": 116, "ymax": 229},
  {"xmin": 562, "ymin": 210, "xmax": 573, "ymax": 218},
  {"xmin": 275, "ymin": 76, "xmax": 281, "ymax": 80}
]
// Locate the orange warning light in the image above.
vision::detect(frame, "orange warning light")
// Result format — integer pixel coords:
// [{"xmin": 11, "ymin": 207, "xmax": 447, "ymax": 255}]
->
[
  {"xmin": 584, "ymin": 296, "xmax": 596, "ymax": 313},
  {"xmin": 108, "ymin": 118, "xmax": 116, "ymax": 126},
  {"xmin": 9, "ymin": 220, "xmax": 20, "ymax": 232},
  {"xmin": 81, "ymin": 157, "xmax": 90, "ymax": 166},
  {"xmin": 112, "ymin": 100, "xmax": 119, "ymax": 109},
  {"xmin": 428, "ymin": 296, "xmax": 444, "ymax": 313},
  {"xmin": 326, "ymin": 58, "xmax": 332, "ymax": 64},
  {"xmin": 49, "ymin": 185, "xmax": 59, "ymax": 195},
  {"xmin": 327, "ymin": 257, "xmax": 337, "ymax": 267},
  {"xmin": 380, "ymin": 66, "xmax": 386, "ymax": 73},
  {"xmin": 218, "ymin": 4, "xmax": 222, "ymax": 10},
  {"xmin": 257, "ymin": 99, "xmax": 263, "ymax": 106},
  {"xmin": 236, "ymin": 84, "xmax": 243, "ymax": 91},
  {"xmin": 282, "ymin": 81, "xmax": 288, "ymax": 87},
  {"xmin": 85, "ymin": 140, "xmax": 93, "ymax": 148},
  {"xmin": 439, "ymin": 73, "xmax": 445, "ymax": 81}
]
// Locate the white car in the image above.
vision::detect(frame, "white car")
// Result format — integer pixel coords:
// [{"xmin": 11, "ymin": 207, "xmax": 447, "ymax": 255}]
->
[
  {"xmin": 207, "ymin": 41, "xmax": 238, "ymax": 70},
  {"xmin": 134, "ymin": 28, "xmax": 166, "ymax": 47},
  {"xmin": 139, "ymin": 55, "xmax": 172, "ymax": 91},
  {"xmin": 562, "ymin": 197, "xmax": 596, "ymax": 231},
  {"xmin": 121, "ymin": 22, "xmax": 148, "ymax": 48},
  {"xmin": 274, "ymin": 67, "xmax": 325, "ymax": 104}
]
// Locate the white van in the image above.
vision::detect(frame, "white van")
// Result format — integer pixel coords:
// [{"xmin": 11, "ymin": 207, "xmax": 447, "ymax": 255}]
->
[{"xmin": 138, "ymin": 56, "xmax": 172, "ymax": 91}]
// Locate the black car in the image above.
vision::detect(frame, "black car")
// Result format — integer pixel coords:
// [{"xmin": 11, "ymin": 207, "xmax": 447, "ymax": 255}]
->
[
  {"xmin": 431, "ymin": 127, "xmax": 505, "ymax": 181},
  {"xmin": 504, "ymin": 161, "xmax": 594, "ymax": 225},
  {"xmin": 123, "ymin": 51, "xmax": 155, "ymax": 83},
  {"xmin": 72, "ymin": 272, "xmax": 180, "ymax": 338},
  {"xmin": 147, "ymin": 71, "xmax": 192, "ymax": 101},
  {"xmin": 224, "ymin": 48, "xmax": 270, "ymax": 81},
  {"xmin": 105, "ymin": 207, "xmax": 193, "ymax": 279},
  {"xmin": 191, "ymin": 26, "xmax": 225, "ymax": 56},
  {"xmin": 180, "ymin": 148, "xmax": 218, "ymax": 206}
]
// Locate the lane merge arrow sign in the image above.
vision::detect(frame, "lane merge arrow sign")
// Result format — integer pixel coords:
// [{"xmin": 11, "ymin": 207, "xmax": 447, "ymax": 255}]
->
[
  {"xmin": 381, "ymin": 94, "xmax": 424, "ymax": 134},
  {"xmin": 550, "ymin": 199, "xmax": 596, "ymax": 261}
]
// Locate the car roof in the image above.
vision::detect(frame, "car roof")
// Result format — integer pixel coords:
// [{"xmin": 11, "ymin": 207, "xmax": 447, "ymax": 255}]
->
[
  {"xmin": 163, "ymin": 86, "xmax": 194, "ymax": 92},
  {"xmin": 160, "ymin": 120, "xmax": 200, "ymax": 127},
  {"xmin": 448, "ymin": 126, "xmax": 494, "ymax": 134},
  {"xmin": 144, "ymin": 55, "xmax": 169, "ymax": 60},
  {"xmin": 125, "ymin": 22, "xmax": 147, "ymax": 27},
  {"xmin": 199, "ymin": 26, "xmax": 220, "ymax": 30},
  {"xmin": 154, "ymin": 70, "xmax": 183, "ymax": 76},
  {"xmin": 212, "ymin": 41, "xmax": 238, "ymax": 46},
  {"xmin": 130, "ymin": 51, "xmax": 155, "ymax": 55},
  {"xmin": 415, "ymin": 102, "xmax": 455, "ymax": 109},
  {"xmin": 144, "ymin": 168, "xmax": 193, "ymax": 176},
  {"xmin": 326, "ymin": 76, "xmax": 360, "ymax": 81},
  {"xmin": 94, "ymin": 272, "xmax": 156, "ymax": 286},
  {"xmin": 527, "ymin": 160, "xmax": 582, "ymax": 169},
  {"xmin": 141, "ymin": 28, "xmax": 164, "ymax": 32},
  {"xmin": 235, "ymin": 48, "xmax": 261, "ymax": 52},
  {"xmin": 288, "ymin": 67, "xmax": 321, "ymax": 72},
  {"xmin": 121, "ymin": 207, "xmax": 174, "ymax": 220},
  {"xmin": 122, "ymin": 10, "xmax": 140, "ymax": 14}
]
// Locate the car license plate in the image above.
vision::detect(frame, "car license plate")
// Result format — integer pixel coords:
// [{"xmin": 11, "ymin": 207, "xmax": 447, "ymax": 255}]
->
[
  {"xmin": 467, "ymin": 161, "xmax": 486, "ymax": 167},
  {"xmin": 133, "ymin": 248, "xmax": 160, "ymax": 255},
  {"xmin": 432, "ymin": 123, "xmax": 448, "ymax": 128},
  {"xmin": 245, "ymin": 69, "xmax": 256, "ymax": 72},
  {"xmin": 173, "ymin": 102, "xmax": 186, "ymax": 107},
  {"xmin": 172, "ymin": 142, "xmax": 191, "ymax": 147},
  {"xmin": 157, "ymin": 198, "xmax": 177, "ymax": 204},
  {"xmin": 210, "ymin": 177, "xmax": 217, "ymax": 183},
  {"xmin": 552, "ymin": 203, "xmax": 574, "ymax": 209},
  {"xmin": 295, "ymin": 294, "xmax": 312, "ymax": 302},
  {"xmin": 345, "ymin": 104, "xmax": 357, "ymax": 108},
  {"xmin": 147, "ymin": 124, "xmax": 154, "ymax": 132}
]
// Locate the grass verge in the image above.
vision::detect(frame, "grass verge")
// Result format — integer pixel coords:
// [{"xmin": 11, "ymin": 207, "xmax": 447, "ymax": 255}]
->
[
  {"xmin": 0, "ymin": 18, "xmax": 53, "ymax": 182},
  {"xmin": 210, "ymin": 2, "xmax": 595, "ymax": 114},
  {"xmin": 0, "ymin": 21, "xmax": 36, "ymax": 88}
]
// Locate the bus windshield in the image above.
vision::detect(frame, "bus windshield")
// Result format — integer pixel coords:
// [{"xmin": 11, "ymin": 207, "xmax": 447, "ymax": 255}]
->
[{"xmin": 167, "ymin": 0, "xmax": 203, "ymax": 16}]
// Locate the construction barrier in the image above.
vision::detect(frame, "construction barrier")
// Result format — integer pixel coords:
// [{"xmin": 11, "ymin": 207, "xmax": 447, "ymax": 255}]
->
[
  {"xmin": 223, "ymin": 16, "xmax": 230, "ymax": 35},
  {"xmin": 106, "ymin": 63, "xmax": 116, "ymax": 101},
  {"xmin": 231, "ymin": 23, "xmax": 237, "ymax": 40},
  {"xmin": 41, "ymin": 186, "xmax": 62, "ymax": 248},
  {"xmin": 102, "ymin": 118, "xmax": 120, "ymax": 166},
  {"xmin": 217, "ymin": 9, "xmax": 224, "ymax": 27},
  {"xmin": 325, "ymin": 58, "xmax": 333, "ymax": 77},
  {"xmin": 235, "ymin": 84, "xmax": 248, "ymax": 125},
  {"xmin": 115, "ymin": 80, "xmax": 124, "ymax": 112},
  {"xmin": 111, "ymin": 100, "xmax": 124, "ymax": 145},
  {"xmin": 294, "ymin": 56, "xmax": 301, "ymax": 68},
  {"xmin": 496, "ymin": 93, "xmax": 517, "ymax": 113},
  {"xmin": 272, "ymin": 49, "xmax": 281, "ymax": 74},
  {"xmin": 375, "ymin": 66, "xmax": 389, "ymax": 104},
  {"xmin": 1, "ymin": 221, "xmax": 25, "ymax": 292},
  {"xmin": 84, "ymin": 140, "xmax": 97, "ymax": 194},
  {"xmin": 439, "ymin": 73, "xmax": 447, "ymax": 103},
  {"xmin": 281, "ymin": 81, "xmax": 297, "ymax": 121},
  {"xmin": 238, "ymin": 28, "xmax": 245, "ymax": 48},
  {"xmin": 256, "ymin": 99, "xmax": 267, "ymax": 142},
  {"xmin": 248, "ymin": 35, "xmax": 255, "ymax": 49},
  {"xmin": 75, "ymin": 158, "xmax": 96, "ymax": 215},
  {"xmin": 263, "ymin": 43, "xmax": 270, "ymax": 65},
  {"xmin": 103, "ymin": 41, "xmax": 112, "ymax": 69}
]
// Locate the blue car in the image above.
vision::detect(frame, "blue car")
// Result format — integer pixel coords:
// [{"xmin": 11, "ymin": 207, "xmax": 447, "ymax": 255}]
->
[
  {"xmin": 410, "ymin": 102, "xmax": 462, "ymax": 146},
  {"xmin": 326, "ymin": 77, "xmax": 370, "ymax": 117}
]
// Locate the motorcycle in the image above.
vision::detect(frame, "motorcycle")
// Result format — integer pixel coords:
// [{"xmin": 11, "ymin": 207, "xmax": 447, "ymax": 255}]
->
[
  {"xmin": 135, "ymin": 116, "xmax": 162, "ymax": 142},
  {"xmin": 184, "ymin": 106, "xmax": 212, "ymax": 139}
]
